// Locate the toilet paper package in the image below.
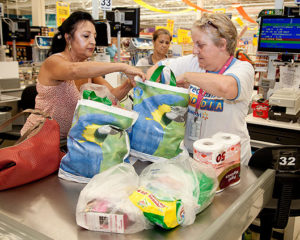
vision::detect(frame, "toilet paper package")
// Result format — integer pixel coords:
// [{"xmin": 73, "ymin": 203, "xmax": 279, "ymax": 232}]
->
[
  {"xmin": 193, "ymin": 133, "xmax": 241, "ymax": 192},
  {"xmin": 212, "ymin": 132, "xmax": 241, "ymax": 165}
]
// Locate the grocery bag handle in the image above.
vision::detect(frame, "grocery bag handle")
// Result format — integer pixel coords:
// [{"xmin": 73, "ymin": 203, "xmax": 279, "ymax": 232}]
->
[
  {"xmin": 82, "ymin": 90, "xmax": 112, "ymax": 106},
  {"xmin": 149, "ymin": 65, "xmax": 177, "ymax": 86}
]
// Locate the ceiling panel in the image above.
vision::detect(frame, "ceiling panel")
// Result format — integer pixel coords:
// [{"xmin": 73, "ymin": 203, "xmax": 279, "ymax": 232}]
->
[{"xmin": 0, "ymin": 0, "xmax": 297, "ymax": 34}]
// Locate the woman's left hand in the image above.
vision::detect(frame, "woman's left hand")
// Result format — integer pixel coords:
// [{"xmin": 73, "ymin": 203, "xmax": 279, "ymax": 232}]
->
[{"xmin": 176, "ymin": 74, "xmax": 190, "ymax": 89}]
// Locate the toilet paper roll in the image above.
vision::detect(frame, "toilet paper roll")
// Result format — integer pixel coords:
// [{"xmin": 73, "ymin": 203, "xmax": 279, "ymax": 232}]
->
[
  {"xmin": 193, "ymin": 138, "xmax": 225, "ymax": 165},
  {"xmin": 212, "ymin": 132, "xmax": 241, "ymax": 163},
  {"xmin": 212, "ymin": 132, "xmax": 241, "ymax": 147}
]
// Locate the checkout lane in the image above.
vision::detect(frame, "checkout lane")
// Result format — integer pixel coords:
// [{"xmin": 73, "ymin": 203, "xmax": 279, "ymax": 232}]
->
[{"xmin": 0, "ymin": 165, "xmax": 275, "ymax": 240}]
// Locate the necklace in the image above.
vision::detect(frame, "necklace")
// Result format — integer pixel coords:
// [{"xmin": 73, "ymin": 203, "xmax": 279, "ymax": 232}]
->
[{"xmin": 194, "ymin": 55, "xmax": 234, "ymax": 123}]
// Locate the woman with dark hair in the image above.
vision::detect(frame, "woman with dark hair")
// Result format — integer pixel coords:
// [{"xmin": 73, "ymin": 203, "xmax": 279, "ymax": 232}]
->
[
  {"xmin": 21, "ymin": 11, "xmax": 145, "ymax": 139},
  {"xmin": 136, "ymin": 28, "xmax": 172, "ymax": 66}
]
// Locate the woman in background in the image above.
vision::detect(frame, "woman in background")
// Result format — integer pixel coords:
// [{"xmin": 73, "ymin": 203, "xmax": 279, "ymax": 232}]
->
[
  {"xmin": 21, "ymin": 11, "xmax": 145, "ymax": 139},
  {"xmin": 106, "ymin": 37, "xmax": 118, "ymax": 62},
  {"xmin": 136, "ymin": 28, "xmax": 172, "ymax": 66},
  {"xmin": 147, "ymin": 13, "xmax": 254, "ymax": 165}
]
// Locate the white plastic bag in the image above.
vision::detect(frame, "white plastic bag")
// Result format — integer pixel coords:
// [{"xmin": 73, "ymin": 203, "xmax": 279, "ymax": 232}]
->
[
  {"xmin": 131, "ymin": 157, "xmax": 199, "ymax": 228},
  {"xmin": 189, "ymin": 159, "xmax": 218, "ymax": 214},
  {"xmin": 76, "ymin": 163, "xmax": 151, "ymax": 234},
  {"xmin": 129, "ymin": 156, "xmax": 217, "ymax": 229}
]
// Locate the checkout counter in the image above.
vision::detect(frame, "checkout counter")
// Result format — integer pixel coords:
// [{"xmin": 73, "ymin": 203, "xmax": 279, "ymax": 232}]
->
[
  {"xmin": 0, "ymin": 165, "xmax": 275, "ymax": 240},
  {"xmin": 247, "ymin": 88, "xmax": 300, "ymax": 150}
]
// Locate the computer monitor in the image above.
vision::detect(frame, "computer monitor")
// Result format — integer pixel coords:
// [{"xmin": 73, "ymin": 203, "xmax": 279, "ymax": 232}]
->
[
  {"xmin": 106, "ymin": 8, "xmax": 140, "ymax": 38},
  {"xmin": 30, "ymin": 26, "xmax": 42, "ymax": 40},
  {"xmin": 2, "ymin": 18, "xmax": 31, "ymax": 43},
  {"xmin": 257, "ymin": 15, "xmax": 300, "ymax": 54},
  {"xmin": 94, "ymin": 20, "xmax": 109, "ymax": 46}
]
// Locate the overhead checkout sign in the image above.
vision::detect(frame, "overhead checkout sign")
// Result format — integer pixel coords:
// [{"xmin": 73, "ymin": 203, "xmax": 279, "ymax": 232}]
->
[{"xmin": 101, "ymin": 0, "xmax": 112, "ymax": 11}]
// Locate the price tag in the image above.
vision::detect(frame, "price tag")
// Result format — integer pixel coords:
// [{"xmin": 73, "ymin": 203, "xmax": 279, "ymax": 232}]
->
[
  {"xmin": 274, "ymin": 149, "xmax": 300, "ymax": 172},
  {"xmin": 100, "ymin": 0, "xmax": 112, "ymax": 11}
]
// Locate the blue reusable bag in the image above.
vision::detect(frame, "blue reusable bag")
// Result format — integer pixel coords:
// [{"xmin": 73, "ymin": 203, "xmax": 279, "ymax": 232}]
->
[
  {"xmin": 130, "ymin": 66, "xmax": 189, "ymax": 161},
  {"xmin": 59, "ymin": 91, "xmax": 138, "ymax": 183}
]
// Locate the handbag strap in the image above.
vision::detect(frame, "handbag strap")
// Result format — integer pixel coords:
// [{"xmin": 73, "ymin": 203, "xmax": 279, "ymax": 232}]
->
[
  {"xmin": 0, "ymin": 109, "xmax": 49, "ymax": 132},
  {"xmin": 149, "ymin": 65, "xmax": 177, "ymax": 86},
  {"xmin": 0, "ymin": 109, "xmax": 51, "ymax": 143}
]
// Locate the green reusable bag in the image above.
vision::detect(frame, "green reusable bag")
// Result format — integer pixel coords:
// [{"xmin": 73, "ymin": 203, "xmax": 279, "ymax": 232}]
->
[
  {"xmin": 59, "ymin": 90, "xmax": 138, "ymax": 183},
  {"xmin": 130, "ymin": 65, "xmax": 189, "ymax": 161}
]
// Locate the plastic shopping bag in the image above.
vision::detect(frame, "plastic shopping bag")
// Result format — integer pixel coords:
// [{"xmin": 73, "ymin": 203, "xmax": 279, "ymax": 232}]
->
[
  {"xmin": 129, "ymin": 156, "xmax": 217, "ymax": 229},
  {"xmin": 189, "ymin": 159, "xmax": 218, "ymax": 213},
  {"xmin": 59, "ymin": 89, "xmax": 138, "ymax": 183},
  {"xmin": 130, "ymin": 66, "xmax": 189, "ymax": 162},
  {"xmin": 76, "ymin": 163, "xmax": 151, "ymax": 234}
]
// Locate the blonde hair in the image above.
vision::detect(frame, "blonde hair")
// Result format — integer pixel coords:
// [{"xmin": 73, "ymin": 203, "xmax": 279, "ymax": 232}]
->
[{"xmin": 192, "ymin": 13, "xmax": 237, "ymax": 56}]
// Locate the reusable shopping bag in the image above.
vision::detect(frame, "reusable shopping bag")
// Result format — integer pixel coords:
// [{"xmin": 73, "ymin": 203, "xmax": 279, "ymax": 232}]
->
[
  {"xmin": 0, "ymin": 109, "xmax": 63, "ymax": 190},
  {"xmin": 59, "ymin": 90, "xmax": 138, "ymax": 183},
  {"xmin": 129, "ymin": 66, "xmax": 189, "ymax": 162}
]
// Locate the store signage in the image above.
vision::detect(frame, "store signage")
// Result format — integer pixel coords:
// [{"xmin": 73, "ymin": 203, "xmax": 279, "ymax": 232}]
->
[
  {"xmin": 177, "ymin": 29, "xmax": 191, "ymax": 44},
  {"xmin": 274, "ymin": 149, "xmax": 300, "ymax": 173},
  {"xmin": 100, "ymin": 0, "xmax": 112, "ymax": 11},
  {"xmin": 56, "ymin": 1, "xmax": 70, "ymax": 27},
  {"xmin": 166, "ymin": 19, "xmax": 174, "ymax": 35}
]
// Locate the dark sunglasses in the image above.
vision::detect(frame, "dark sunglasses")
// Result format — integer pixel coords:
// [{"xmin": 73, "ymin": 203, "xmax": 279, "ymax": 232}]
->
[
  {"xmin": 207, "ymin": 20, "xmax": 218, "ymax": 29},
  {"xmin": 206, "ymin": 20, "xmax": 224, "ymax": 37}
]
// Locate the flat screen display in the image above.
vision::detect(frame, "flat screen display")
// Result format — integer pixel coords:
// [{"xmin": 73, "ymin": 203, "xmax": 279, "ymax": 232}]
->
[
  {"xmin": 2, "ymin": 18, "xmax": 31, "ymax": 43},
  {"xmin": 106, "ymin": 8, "xmax": 140, "ymax": 38},
  {"xmin": 257, "ymin": 16, "xmax": 300, "ymax": 54}
]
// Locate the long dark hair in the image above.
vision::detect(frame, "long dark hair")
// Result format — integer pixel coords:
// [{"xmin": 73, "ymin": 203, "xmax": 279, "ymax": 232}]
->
[{"xmin": 48, "ymin": 11, "xmax": 95, "ymax": 56}]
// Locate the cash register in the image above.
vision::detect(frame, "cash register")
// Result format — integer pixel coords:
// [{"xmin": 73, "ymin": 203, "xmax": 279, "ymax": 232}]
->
[{"xmin": 269, "ymin": 88, "xmax": 300, "ymax": 123}]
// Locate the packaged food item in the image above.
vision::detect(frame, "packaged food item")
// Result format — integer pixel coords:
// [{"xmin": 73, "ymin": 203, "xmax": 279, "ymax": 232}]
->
[
  {"xmin": 129, "ymin": 187, "xmax": 185, "ymax": 229},
  {"xmin": 78, "ymin": 199, "xmax": 130, "ymax": 233},
  {"xmin": 134, "ymin": 157, "xmax": 217, "ymax": 229},
  {"xmin": 76, "ymin": 163, "xmax": 150, "ymax": 234}
]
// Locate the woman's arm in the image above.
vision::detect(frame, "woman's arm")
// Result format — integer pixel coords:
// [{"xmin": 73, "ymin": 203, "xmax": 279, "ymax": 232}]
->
[
  {"xmin": 39, "ymin": 55, "xmax": 145, "ymax": 84},
  {"xmin": 146, "ymin": 63, "xmax": 160, "ymax": 81},
  {"xmin": 92, "ymin": 76, "xmax": 133, "ymax": 101},
  {"xmin": 177, "ymin": 72, "xmax": 238, "ymax": 99}
]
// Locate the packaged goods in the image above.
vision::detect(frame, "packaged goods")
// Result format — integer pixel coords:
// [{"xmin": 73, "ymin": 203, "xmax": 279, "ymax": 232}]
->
[
  {"xmin": 129, "ymin": 187, "xmax": 184, "ymax": 229},
  {"xmin": 131, "ymin": 157, "xmax": 217, "ymax": 229},
  {"xmin": 193, "ymin": 132, "xmax": 241, "ymax": 192},
  {"xmin": 76, "ymin": 163, "xmax": 151, "ymax": 234}
]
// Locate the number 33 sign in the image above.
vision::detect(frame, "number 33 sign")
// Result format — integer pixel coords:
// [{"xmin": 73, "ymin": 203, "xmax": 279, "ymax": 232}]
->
[{"xmin": 100, "ymin": 0, "xmax": 112, "ymax": 11}]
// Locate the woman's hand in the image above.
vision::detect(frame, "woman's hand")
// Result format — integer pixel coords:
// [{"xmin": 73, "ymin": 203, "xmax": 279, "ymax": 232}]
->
[
  {"xmin": 123, "ymin": 65, "xmax": 146, "ymax": 85},
  {"xmin": 176, "ymin": 73, "xmax": 190, "ymax": 89}
]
